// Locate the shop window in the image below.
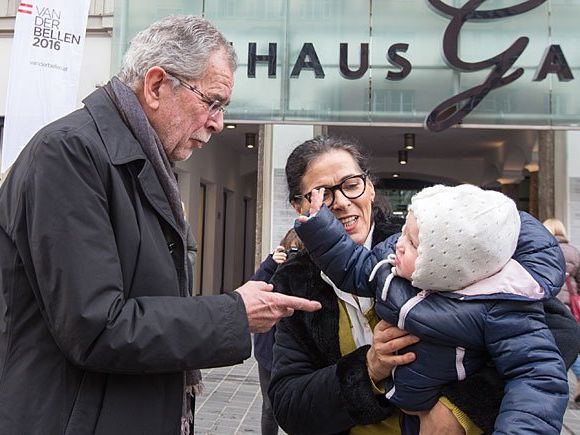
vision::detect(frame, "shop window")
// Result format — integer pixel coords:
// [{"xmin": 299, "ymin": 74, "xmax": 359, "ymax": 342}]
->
[
  {"xmin": 209, "ymin": 0, "xmax": 283, "ymax": 20},
  {"xmin": 298, "ymin": 0, "xmax": 332, "ymax": 20},
  {"xmin": 376, "ymin": 179, "xmax": 436, "ymax": 218},
  {"xmin": 373, "ymin": 90, "xmax": 415, "ymax": 113}
]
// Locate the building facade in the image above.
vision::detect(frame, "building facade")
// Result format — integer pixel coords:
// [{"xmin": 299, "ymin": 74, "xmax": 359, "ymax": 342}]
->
[{"xmin": 1, "ymin": 0, "xmax": 580, "ymax": 295}]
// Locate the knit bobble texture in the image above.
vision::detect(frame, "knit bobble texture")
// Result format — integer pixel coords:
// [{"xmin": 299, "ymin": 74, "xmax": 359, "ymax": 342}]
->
[{"xmin": 408, "ymin": 184, "xmax": 520, "ymax": 291}]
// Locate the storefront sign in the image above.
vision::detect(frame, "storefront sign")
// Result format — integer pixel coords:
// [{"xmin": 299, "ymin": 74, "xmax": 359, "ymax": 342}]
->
[
  {"xmin": 246, "ymin": 0, "xmax": 573, "ymax": 132},
  {"xmin": 425, "ymin": 0, "xmax": 572, "ymax": 132}
]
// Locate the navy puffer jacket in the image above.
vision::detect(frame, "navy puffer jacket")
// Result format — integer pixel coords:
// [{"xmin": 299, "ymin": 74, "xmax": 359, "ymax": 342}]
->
[{"xmin": 296, "ymin": 207, "xmax": 569, "ymax": 434}]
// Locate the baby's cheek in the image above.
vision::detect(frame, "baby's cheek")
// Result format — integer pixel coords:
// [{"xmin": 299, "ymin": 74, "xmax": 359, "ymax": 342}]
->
[{"xmin": 395, "ymin": 264, "xmax": 404, "ymax": 278}]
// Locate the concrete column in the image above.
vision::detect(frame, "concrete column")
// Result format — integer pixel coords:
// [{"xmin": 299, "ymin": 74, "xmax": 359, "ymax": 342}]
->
[
  {"xmin": 528, "ymin": 171, "xmax": 539, "ymax": 219},
  {"xmin": 567, "ymin": 131, "xmax": 580, "ymax": 247},
  {"xmin": 313, "ymin": 125, "xmax": 328, "ymax": 137},
  {"xmin": 538, "ymin": 130, "xmax": 555, "ymax": 223},
  {"xmin": 256, "ymin": 124, "xmax": 315, "ymax": 263},
  {"xmin": 256, "ymin": 124, "xmax": 271, "ymax": 269},
  {"xmin": 500, "ymin": 183, "xmax": 520, "ymax": 208},
  {"xmin": 554, "ymin": 131, "xmax": 568, "ymax": 228}
]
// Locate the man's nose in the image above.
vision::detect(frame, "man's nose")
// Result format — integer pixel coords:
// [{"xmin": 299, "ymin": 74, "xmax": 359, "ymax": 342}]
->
[{"xmin": 206, "ymin": 111, "xmax": 224, "ymax": 133}]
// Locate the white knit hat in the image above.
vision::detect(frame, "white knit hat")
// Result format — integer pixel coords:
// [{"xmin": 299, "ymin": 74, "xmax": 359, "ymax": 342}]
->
[{"xmin": 408, "ymin": 184, "xmax": 520, "ymax": 291}]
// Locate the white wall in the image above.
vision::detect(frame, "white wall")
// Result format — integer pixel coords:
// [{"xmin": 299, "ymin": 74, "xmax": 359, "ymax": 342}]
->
[
  {"xmin": 0, "ymin": 34, "xmax": 112, "ymax": 116},
  {"xmin": 77, "ymin": 34, "xmax": 114, "ymax": 104},
  {"xmin": 269, "ymin": 124, "xmax": 315, "ymax": 255},
  {"xmin": 567, "ymin": 131, "xmax": 580, "ymax": 246},
  {"xmin": 0, "ymin": 36, "xmax": 11, "ymax": 112}
]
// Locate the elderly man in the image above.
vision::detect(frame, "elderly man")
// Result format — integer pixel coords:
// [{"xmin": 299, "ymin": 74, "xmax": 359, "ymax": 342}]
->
[{"xmin": 0, "ymin": 15, "xmax": 320, "ymax": 435}]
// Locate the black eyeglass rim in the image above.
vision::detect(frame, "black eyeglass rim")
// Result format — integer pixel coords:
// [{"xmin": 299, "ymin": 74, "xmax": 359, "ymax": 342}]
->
[
  {"xmin": 164, "ymin": 70, "xmax": 226, "ymax": 115},
  {"xmin": 295, "ymin": 172, "xmax": 368, "ymax": 205}
]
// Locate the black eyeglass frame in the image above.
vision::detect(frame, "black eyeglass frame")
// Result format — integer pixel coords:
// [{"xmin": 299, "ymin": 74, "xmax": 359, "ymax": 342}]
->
[
  {"xmin": 164, "ymin": 70, "xmax": 226, "ymax": 117},
  {"xmin": 295, "ymin": 173, "xmax": 369, "ymax": 207}
]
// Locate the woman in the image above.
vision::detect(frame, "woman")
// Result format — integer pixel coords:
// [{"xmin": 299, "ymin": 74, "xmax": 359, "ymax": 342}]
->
[
  {"xmin": 543, "ymin": 217, "xmax": 580, "ymax": 402},
  {"xmin": 268, "ymin": 136, "xmax": 580, "ymax": 434}
]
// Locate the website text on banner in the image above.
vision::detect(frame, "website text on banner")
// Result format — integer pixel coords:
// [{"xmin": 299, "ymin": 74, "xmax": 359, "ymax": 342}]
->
[{"xmin": 1, "ymin": 0, "xmax": 91, "ymax": 175}]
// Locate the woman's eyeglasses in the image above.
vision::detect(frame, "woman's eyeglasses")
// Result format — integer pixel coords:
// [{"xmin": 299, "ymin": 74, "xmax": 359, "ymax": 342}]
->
[
  {"xmin": 295, "ymin": 173, "xmax": 368, "ymax": 207},
  {"xmin": 164, "ymin": 70, "xmax": 226, "ymax": 118}
]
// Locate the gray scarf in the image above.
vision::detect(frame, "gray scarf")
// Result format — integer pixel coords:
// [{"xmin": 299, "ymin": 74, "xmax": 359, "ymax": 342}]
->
[{"xmin": 104, "ymin": 77, "xmax": 202, "ymax": 434}]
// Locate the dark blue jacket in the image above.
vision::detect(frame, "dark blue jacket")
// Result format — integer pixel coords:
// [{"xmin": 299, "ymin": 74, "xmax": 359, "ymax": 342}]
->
[
  {"xmin": 252, "ymin": 255, "xmax": 279, "ymax": 371},
  {"xmin": 296, "ymin": 206, "xmax": 568, "ymax": 434}
]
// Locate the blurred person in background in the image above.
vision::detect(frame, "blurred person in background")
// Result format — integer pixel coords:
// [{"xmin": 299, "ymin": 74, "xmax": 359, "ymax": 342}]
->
[{"xmin": 544, "ymin": 218, "xmax": 580, "ymax": 402}]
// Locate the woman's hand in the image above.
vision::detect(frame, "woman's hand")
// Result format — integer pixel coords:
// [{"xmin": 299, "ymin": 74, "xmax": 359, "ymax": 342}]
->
[
  {"xmin": 404, "ymin": 402, "xmax": 466, "ymax": 435},
  {"xmin": 272, "ymin": 246, "xmax": 287, "ymax": 264},
  {"xmin": 366, "ymin": 320, "xmax": 420, "ymax": 383}
]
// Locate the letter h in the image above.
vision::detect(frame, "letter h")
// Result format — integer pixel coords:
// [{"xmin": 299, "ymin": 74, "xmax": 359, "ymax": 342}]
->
[{"xmin": 248, "ymin": 43, "xmax": 277, "ymax": 78}]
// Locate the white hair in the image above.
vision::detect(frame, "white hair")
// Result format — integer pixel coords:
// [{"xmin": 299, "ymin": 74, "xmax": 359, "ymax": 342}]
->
[{"xmin": 118, "ymin": 15, "xmax": 237, "ymax": 90}]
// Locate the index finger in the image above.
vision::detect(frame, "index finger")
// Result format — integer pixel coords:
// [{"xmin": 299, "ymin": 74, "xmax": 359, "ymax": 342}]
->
[
  {"xmin": 374, "ymin": 323, "xmax": 419, "ymax": 343},
  {"xmin": 276, "ymin": 293, "xmax": 322, "ymax": 312}
]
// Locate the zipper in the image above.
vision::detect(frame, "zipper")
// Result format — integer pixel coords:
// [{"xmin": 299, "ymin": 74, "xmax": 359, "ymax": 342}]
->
[{"xmin": 397, "ymin": 289, "xmax": 432, "ymax": 329}]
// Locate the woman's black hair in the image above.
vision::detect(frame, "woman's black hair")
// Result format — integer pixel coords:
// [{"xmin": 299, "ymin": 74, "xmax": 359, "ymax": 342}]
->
[{"xmin": 285, "ymin": 135, "xmax": 371, "ymax": 204}]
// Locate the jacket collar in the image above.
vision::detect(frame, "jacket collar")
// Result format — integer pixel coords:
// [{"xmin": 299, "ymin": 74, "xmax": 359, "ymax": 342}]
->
[
  {"xmin": 83, "ymin": 86, "xmax": 147, "ymax": 165},
  {"xmin": 83, "ymin": 87, "xmax": 181, "ymax": 234}
]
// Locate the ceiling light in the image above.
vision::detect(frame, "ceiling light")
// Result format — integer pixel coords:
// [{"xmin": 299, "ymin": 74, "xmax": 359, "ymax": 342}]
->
[
  {"xmin": 245, "ymin": 132, "xmax": 256, "ymax": 149},
  {"xmin": 393, "ymin": 173, "xmax": 400, "ymax": 178},
  {"xmin": 398, "ymin": 150, "xmax": 408, "ymax": 165},
  {"xmin": 404, "ymin": 133, "xmax": 415, "ymax": 150},
  {"xmin": 225, "ymin": 123, "xmax": 237, "ymax": 129}
]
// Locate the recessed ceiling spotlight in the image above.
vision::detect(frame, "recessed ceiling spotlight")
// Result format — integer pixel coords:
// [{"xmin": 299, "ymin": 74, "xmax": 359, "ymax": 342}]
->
[
  {"xmin": 404, "ymin": 133, "xmax": 415, "ymax": 150},
  {"xmin": 398, "ymin": 150, "xmax": 408, "ymax": 165},
  {"xmin": 245, "ymin": 132, "xmax": 256, "ymax": 149}
]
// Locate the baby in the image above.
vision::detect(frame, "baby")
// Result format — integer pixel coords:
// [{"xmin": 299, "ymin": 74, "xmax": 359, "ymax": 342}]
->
[{"xmin": 296, "ymin": 184, "xmax": 568, "ymax": 434}]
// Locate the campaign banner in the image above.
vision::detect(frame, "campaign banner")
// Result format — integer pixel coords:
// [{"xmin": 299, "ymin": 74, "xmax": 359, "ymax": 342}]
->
[{"xmin": 1, "ymin": 0, "xmax": 91, "ymax": 175}]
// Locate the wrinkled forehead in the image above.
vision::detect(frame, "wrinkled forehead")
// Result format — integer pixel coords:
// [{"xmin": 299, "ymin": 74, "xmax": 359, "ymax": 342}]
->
[{"xmin": 302, "ymin": 150, "xmax": 362, "ymax": 190}]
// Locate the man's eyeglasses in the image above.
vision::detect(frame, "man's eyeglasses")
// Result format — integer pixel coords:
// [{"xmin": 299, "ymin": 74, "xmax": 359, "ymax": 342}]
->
[
  {"xmin": 164, "ymin": 71, "xmax": 226, "ymax": 118},
  {"xmin": 295, "ymin": 173, "xmax": 368, "ymax": 207}
]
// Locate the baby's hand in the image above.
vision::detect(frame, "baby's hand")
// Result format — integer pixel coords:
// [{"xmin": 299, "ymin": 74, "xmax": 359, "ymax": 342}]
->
[
  {"xmin": 272, "ymin": 246, "xmax": 287, "ymax": 264},
  {"xmin": 297, "ymin": 188, "xmax": 324, "ymax": 223}
]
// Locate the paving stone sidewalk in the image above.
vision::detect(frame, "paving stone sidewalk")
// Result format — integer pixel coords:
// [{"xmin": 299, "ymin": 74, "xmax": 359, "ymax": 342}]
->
[{"xmin": 195, "ymin": 356, "xmax": 580, "ymax": 434}]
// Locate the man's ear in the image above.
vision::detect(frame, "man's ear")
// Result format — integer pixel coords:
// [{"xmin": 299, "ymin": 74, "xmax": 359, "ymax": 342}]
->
[{"xmin": 141, "ymin": 66, "xmax": 166, "ymax": 110}]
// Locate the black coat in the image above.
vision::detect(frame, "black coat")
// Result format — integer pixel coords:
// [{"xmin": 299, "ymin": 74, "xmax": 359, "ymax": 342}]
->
[
  {"xmin": 269, "ymin": 209, "xmax": 580, "ymax": 435},
  {"xmin": 269, "ymin": 212, "xmax": 400, "ymax": 435},
  {"xmin": 0, "ymin": 87, "xmax": 251, "ymax": 434}
]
